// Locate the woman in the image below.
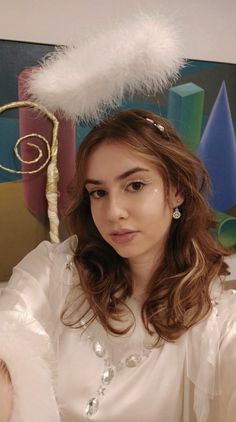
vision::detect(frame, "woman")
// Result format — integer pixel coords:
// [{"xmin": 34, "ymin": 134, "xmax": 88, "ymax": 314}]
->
[{"xmin": 0, "ymin": 109, "xmax": 235, "ymax": 422}]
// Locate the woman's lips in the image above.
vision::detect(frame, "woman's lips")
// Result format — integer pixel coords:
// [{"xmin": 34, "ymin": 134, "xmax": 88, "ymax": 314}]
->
[{"xmin": 110, "ymin": 231, "xmax": 138, "ymax": 244}]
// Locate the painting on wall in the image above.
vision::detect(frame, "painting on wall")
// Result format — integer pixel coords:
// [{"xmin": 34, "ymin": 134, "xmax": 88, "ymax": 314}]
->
[
  {"xmin": 155, "ymin": 60, "xmax": 236, "ymax": 249},
  {"xmin": 0, "ymin": 38, "xmax": 236, "ymax": 281}
]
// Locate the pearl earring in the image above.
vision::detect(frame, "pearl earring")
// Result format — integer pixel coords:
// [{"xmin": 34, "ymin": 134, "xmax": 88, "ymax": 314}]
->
[{"xmin": 173, "ymin": 207, "xmax": 181, "ymax": 220}]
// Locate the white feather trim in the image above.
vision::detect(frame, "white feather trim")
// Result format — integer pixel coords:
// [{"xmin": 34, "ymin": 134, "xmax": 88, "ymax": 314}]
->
[
  {"xmin": 28, "ymin": 13, "xmax": 185, "ymax": 122},
  {"xmin": 0, "ymin": 318, "xmax": 60, "ymax": 422}
]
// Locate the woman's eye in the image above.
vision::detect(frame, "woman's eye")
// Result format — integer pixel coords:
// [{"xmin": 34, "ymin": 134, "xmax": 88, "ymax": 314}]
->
[
  {"xmin": 89, "ymin": 189, "xmax": 106, "ymax": 199},
  {"xmin": 127, "ymin": 181, "xmax": 145, "ymax": 192}
]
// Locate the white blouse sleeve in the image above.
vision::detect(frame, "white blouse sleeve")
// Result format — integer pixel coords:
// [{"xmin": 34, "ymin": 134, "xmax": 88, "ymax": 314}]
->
[
  {"xmin": 217, "ymin": 291, "xmax": 236, "ymax": 422},
  {"xmin": 186, "ymin": 283, "xmax": 236, "ymax": 422},
  {"xmin": 0, "ymin": 237, "xmax": 76, "ymax": 422}
]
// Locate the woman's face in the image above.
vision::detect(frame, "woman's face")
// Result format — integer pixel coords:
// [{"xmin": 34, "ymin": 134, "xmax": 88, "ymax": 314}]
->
[{"xmin": 84, "ymin": 141, "xmax": 182, "ymax": 266}]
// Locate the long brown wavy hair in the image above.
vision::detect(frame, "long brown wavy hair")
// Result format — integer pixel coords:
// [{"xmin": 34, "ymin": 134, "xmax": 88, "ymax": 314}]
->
[{"xmin": 62, "ymin": 108, "xmax": 230, "ymax": 344}]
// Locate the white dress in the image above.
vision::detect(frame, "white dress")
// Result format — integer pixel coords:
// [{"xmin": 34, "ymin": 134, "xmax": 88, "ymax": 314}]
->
[{"xmin": 0, "ymin": 236, "xmax": 236, "ymax": 422}]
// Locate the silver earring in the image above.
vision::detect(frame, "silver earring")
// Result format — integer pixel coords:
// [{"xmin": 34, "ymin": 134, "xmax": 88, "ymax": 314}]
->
[{"xmin": 173, "ymin": 207, "xmax": 181, "ymax": 220}]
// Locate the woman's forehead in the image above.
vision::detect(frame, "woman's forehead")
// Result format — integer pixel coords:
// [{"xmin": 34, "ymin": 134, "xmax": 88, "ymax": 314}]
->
[{"xmin": 85, "ymin": 142, "xmax": 157, "ymax": 181}]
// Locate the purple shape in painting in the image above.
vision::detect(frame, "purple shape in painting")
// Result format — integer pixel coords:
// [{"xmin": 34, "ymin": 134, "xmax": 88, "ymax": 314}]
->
[{"xmin": 198, "ymin": 81, "xmax": 236, "ymax": 212}]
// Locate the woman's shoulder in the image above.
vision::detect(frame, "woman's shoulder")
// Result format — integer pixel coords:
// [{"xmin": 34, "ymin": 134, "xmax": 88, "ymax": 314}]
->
[
  {"xmin": 210, "ymin": 278, "xmax": 236, "ymax": 334},
  {"xmin": 7, "ymin": 235, "xmax": 78, "ymax": 298},
  {"xmin": 186, "ymin": 278, "xmax": 236, "ymax": 342},
  {"xmin": 27, "ymin": 234, "xmax": 77, "ymax": 259},
  {"xmin": 13, "ymin": 235, "xmax": 78, "ymax": 273},
  {"xmin": 184, "ymin": 278, "xmax": 236, "ymax": 414}
]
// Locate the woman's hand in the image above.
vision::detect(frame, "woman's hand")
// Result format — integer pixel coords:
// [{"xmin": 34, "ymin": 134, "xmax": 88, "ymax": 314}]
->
[{"xmin": 0, "ymin": 360, "xmax": 13, "ymax": 422}]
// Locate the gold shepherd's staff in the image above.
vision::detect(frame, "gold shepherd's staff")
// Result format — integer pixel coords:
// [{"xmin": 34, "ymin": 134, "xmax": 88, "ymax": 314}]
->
[{"xmin": 0, "ymin": 100, "xmax": 60, "ymax": 243}]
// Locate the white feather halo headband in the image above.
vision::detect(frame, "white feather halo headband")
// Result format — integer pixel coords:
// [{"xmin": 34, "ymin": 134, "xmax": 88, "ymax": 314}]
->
[{"xmin": 28, "ymin": 13, "xmax": 185, "ymax": 122}]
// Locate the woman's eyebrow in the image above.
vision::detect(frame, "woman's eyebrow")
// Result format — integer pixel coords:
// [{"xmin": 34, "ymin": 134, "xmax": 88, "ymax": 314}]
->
[{"xmin": 85, "ymin": 167, "xmax": 149, "ymax": 186}]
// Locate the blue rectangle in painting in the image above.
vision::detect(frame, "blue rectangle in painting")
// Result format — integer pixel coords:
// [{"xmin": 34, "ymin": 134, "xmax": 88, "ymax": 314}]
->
[{"xmin": 0, "ymin": 116, "xmax": 21, "ymax": 182}]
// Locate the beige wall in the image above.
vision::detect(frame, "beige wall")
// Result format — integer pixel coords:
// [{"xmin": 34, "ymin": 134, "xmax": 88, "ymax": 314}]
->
[
  {"xmin": 0, "ymin": 0, "xmax": 235, "ymax": 63},
  {"xmin": 0, "ymin": 181, "xmax": 49, "ymax": 282}
]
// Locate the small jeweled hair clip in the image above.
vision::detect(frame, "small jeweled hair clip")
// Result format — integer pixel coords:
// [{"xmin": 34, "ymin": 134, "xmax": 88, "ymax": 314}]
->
[{"xmin": 145, "ymin": 117, "xmax": 165, "ymax": 133}]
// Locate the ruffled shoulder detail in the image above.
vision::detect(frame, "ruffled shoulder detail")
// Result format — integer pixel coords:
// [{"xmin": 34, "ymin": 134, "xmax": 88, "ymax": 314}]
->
[
  {"xmin": 4, "ymin": 235, "xmax": 78, "ymax": 340},
  {"xmin": 0, "ymin": 238, "xmax": 78, "ymax": 422},
  {"xmin": 49, "ymin": 234, "xmax": 78, "ymax": 256},
  {"xmin": 186, "ymin": 278, "xmax": 236, "ymax": 422}
]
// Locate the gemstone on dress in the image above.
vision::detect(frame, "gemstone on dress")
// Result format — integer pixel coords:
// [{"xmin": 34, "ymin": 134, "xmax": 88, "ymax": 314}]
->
[
  {"xmin": 117, "ymin": 361, "xmax": 125, "ymax": 371},
  {"xmin": 65, "ymin": 259, "xmax": 73, "ymax": 270},
  {"xmin": 104, "ymin": 358, "xmax": 111, "ymax": 367},
  {"xmin": 143, "ymin": 349, "xmax": 151, "ymax": 358},
  {"xmin": 101, "ymin": 367, "xmax": 115, "ymax": 385},
  {"xmin": 85, "ymin": 397, "xmax": 99, "ymax": 417},
  {"xmin": 97, "ymin": 385, "xmax": 106, "ymax": 396},
  {"xmin": 125, "ymin": 353, "xmax": 142, "ymax": 368},
  {"xmin": 93, "ymin": 341, "xmax": 106, "ymax": 358}
]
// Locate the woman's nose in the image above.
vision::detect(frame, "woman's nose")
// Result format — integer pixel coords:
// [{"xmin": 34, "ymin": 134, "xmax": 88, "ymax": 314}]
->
[{"xmin": 106, "ymin": 195, "xmax": 129, "ymax": 222}]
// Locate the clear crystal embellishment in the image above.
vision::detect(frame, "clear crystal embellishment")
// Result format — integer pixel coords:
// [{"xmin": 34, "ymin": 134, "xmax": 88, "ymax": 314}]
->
[
  {"xmin": 97, "ymin": 386, "xmax": 106, "ymax": 396},
  {"xmin": 126, "ymin": 353, "xmax": 142, "ymax": 367},
  {"xmin": 93, "ymin": 341, "xmax": 105, "ymax": 358},
  {"xmin": 85, "ymin": 397, "xmax": 99, "ymax": 416},
  {"xmin": 101, "ymin": 367, "xmax": 114, "ymax": 385}
]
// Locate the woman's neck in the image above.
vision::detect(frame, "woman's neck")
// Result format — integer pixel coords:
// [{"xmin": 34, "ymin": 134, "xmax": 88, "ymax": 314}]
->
[
  {"xmin": 129, "ymin": 255, "xmax": 161, "ymax": 299},
  {"xmin": 128, "ymin": 248, "xmax": 164, "ymax": 297}
]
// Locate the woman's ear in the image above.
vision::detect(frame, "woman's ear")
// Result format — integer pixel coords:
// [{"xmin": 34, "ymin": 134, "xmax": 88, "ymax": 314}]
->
[{"xmin": 169, "ymin": 187, "xmax": 184, "ymax": 208}]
